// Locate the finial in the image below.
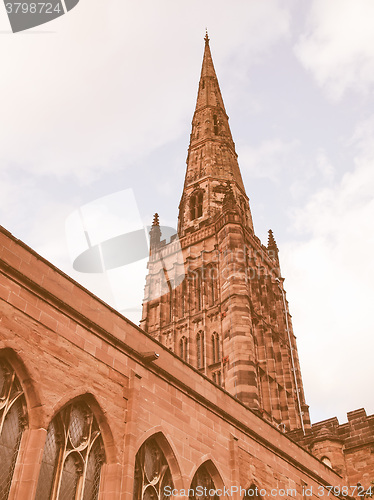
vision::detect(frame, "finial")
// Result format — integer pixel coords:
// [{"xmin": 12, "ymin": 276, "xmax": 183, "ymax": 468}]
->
[
  {"xmin": 152, "ymin": 213, "xmax": 160, "ymax": 226},
  {"xmin": 267, "ymin": 229, "xmax": 278, "ymax": 250},
  {"xmin": 204, "ymin": 29, "xmax": 209, "ymax": 45},
  {"xmin": 150, "ymin": 213, "xmax": 161, "ymax": 252}
]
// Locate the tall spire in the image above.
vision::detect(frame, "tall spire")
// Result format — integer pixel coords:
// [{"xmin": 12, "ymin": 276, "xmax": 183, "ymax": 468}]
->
[
  {"xmin": 178, "ymin": 34, "xmax": 247, "ymax": 235},
  {"xmin": 178, "ymin": 34, "xmax": 251, "ymax": 234},
  {"xmin": 194, "ymin": 32, "xmax": 228, "ymax": 114}
]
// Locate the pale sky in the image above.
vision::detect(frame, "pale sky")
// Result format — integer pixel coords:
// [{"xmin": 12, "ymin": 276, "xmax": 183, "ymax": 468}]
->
[{"xmin": 1, "ymin": 0, "xmax": 373, "ymax": 425}]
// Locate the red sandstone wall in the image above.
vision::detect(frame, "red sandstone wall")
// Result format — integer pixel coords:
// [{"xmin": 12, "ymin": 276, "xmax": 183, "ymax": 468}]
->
[{"xmin": 0, "ymin": 227, "xmax": 348, "ymax": 499}]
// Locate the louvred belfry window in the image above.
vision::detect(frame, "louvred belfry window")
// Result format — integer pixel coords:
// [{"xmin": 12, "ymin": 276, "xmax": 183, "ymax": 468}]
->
[
  {"xmin": 189, "ymin": 465, "xmax": 219, "ymax": 500},
  {"xmin": 35, "ymin": 400, "xmax": 105, "ymax": 500},
  {"xmin": 0, "ymin": 359, "xmax": 27, "ymax": 499},
  {"xmin": 133, "ymin": 438, "xmax": 174, "ymax": 500},
  {"xmin": 190, "ymin": 191, "xmax": 203, "ymax": 220}
]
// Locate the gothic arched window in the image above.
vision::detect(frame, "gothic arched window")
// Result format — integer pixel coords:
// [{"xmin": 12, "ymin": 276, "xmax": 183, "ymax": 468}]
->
[
  {"xmin": 190, "ymin": 191, "xmax": 203, "ymax": 220},
  {"xmin": 243, "ymin": 484, "xmax": 262, "ymax": 499},
  {"xmin": 194, "ymin": 270, "xmax": 203, "ymax": 311},
  {"xmin": 133, "ymin": 438, "xmax": 174, "ymax": 500},
  {"xmin": 168, "ymin": 289, "xmax": 173, "ymax": 323},
  {"xmin": 181, "ymin": 279, "xmax": 187, "ymax": 317},
  {"xmin": 0, "ymin": 359, "xmax": 27, "ymax": 499},
  {"xmin": 35, "ymin": 400, "xmax": 105, "ymax": 500},
  {"xmin": 196, "ymin": 331, "xmax": 205, "ymax": 370},
  {"xmin": 189, "ymin": 464, "xmax": 219, "ymax": 500},
  {"xmin": 213, "ymin": 115, "xmax": 218, "ymax": 135},
  {"xmin": 211, "ymin": 332, "xmax": 220, "ymax": 364},
  {"xmin": 179, "ymin": 336, "xmax": 188, "ymax": 362}
]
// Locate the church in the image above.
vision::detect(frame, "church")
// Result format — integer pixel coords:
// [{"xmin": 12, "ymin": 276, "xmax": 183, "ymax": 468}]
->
[{"xmin": 0, "ymin": 35, "xmax": 373, "ymax": 500}]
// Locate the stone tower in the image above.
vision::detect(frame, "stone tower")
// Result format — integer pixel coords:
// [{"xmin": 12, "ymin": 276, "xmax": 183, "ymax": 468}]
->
[{"xmin": 141, "ymin": 34, "xmax": 310, "ymax": 432}]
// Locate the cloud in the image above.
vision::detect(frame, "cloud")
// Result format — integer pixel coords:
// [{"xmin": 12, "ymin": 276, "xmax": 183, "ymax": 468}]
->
[
  {"xmin": 240, "ymin": 138, "xmax": 299, "ymax": 182},
  {"xmin": 282, "ymin": 116, "xmax": 374, "ymax": 422},
  {"xmin": 294, "ymin": 0, "xmax": 374, "ymax": 100},
  {"xmin": 0, "ymin": 0, "xmax": 291, "ymax": 183}
]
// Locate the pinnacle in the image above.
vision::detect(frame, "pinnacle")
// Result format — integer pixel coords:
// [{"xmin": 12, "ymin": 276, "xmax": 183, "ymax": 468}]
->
[
  {"xmin": 152, "ymin": 213, "xmax": 160, "ymax": 226},
  {"xmin": 267, "ymin": 229, "xmax": 278, "ymax": 250}
]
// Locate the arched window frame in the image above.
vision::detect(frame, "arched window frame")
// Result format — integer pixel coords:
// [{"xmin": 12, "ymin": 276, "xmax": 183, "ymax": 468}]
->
[
  {"xmin": 196, "ymin": 331, "xmax": 205, "ymax": 370},
  {"xmin": 0, "ymin": 359, "xmax": 27, "ymax": 499},
  {"xmin": 189, "ymin": 463, "xmax": 219, "ymax": 500},
  {"xmin": 181, "ymin": 279, "xmax": 187, "ymax": 317},
  {"xmin": 179, "ymin": 336, "xmax": 188, "ymax": 362},
  {"xmin": 211, "ymin": 332, "xmax": 220, "ymax": 364},
  {"xmin": 193, "ymin": 270, "xmax": 203, "ymax": 312},
  {"xmin": 133, "ymin": 437, "xmax": 174, "ymax": 500},
  {"xmin": 190, "ymin": 191, "xmax": 204, "ymax": 221},
  {"xmin": 35, "ymin": 399, "xmax": 105, "ymax": 500},
  {"xmin": 243, "ymin": 484, "xmax": 263, "ymax": 499},
  {"xmin": 168, "ymin": 288, "xmax": 173, "ymax": 323},
  {"xmin": 213, "ymin": 114, "xmax": 218, "ymax": 135}
]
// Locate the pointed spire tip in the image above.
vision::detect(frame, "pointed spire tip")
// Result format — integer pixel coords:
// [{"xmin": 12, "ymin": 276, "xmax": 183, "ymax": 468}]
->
[
  {"xmin": 152, "ymin": 213, "xmax": 160, "ymax": 226},
  {"xmin": 204, "ymin": 28, "xmax": 209, "ymax": 45}
]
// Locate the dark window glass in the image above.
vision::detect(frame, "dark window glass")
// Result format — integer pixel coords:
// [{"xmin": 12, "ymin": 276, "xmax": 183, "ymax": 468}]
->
[
  {"xmin": 189, "ymin": 465, "xmax": 219, "ymax": 500},
  {"xmin": 0, "ymin": 359, "xmax": 26, "ymax": 499},
  {"xmin": 133, "ymin": 438, "xmax": 174, "ymax": 500},
  {"xmin": 36, "ymin": 401, "xmax": 104, "ymax": 500}
]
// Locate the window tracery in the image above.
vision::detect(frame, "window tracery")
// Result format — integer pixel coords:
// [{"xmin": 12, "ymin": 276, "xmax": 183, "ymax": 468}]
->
[
  {"xmin": 133, "ymin": 438, "xmax": 173, "ymax": 500},
  {"xmin": 35, "ymin": 400, "xmax": 104, "ymax": 500},
  {"xmin": 189, "ymin": 465, "xmax": 219, "ymax": 500},
  {"xmin": 0, "ymin": 359, "xmax": 27, "ymax": 499}
]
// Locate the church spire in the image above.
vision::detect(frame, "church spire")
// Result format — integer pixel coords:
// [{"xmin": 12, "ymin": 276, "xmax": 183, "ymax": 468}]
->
[
  {"xmin": 178, "ymin": 34, "xmax": 249, "ymax": 235},
  {"xmin": 143, "ymin": 36, "xmax": 310, "ymax": 432},
  {"xmin": 193, "ymin": 31, "xmax": 228, "ymax": 115}
]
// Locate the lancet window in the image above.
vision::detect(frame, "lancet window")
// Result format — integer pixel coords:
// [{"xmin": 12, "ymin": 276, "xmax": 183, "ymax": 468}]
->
[
  {"xmin": 133, "ymin": 438, "xmax": 173, "ymax": 500},
  {"xmin": 196, "ymin": 331, "xmax": 205, "ymax": 370},
  {"xmin": 179, "ymin": 336, "xmax": 188, "ymax": 362},
  {"xmin": 0, "ymin": 359, "xmax": 27, "ymax": 499},
  {"xmin": 189, "ymin": 465, "xmax": 219, "ymax": 500},
  {"xmin": 243, "ymin": 485, "xmax": 262, "ymax": 499},
  {"xmin": 190, "ymin": 191, "xmax": 203, "ymax": 220},
  {"xmin": 35, "ymin": 400, "xmax": 104, "ymax": 500},
  {"xmin": 211, "ymin": 332, "xmax": 220, "ymax": 364}
]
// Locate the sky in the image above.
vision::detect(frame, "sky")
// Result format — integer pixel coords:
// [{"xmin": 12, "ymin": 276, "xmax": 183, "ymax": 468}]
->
[{"xmin": 1, "ymin": 0, "xmax": 373, "ymax": 425}]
